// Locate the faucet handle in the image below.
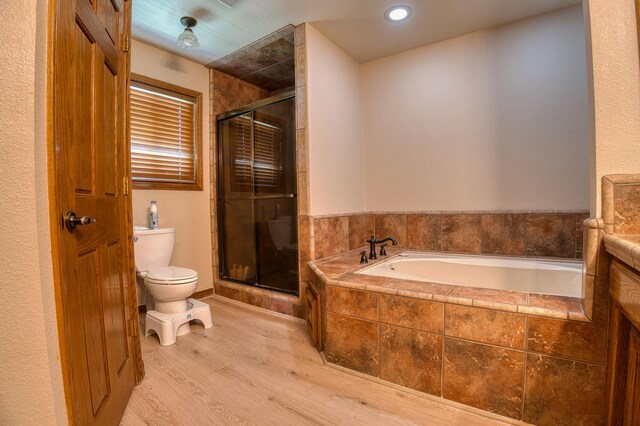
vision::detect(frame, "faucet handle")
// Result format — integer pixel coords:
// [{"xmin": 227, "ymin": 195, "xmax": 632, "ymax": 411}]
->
[
  {"xmin": 360, "ymin": 250, "xmax": 368, "ymax": 264},
  {"xmin": 379, "ymin": 243, "xmax": 387, "ymax": 256}
]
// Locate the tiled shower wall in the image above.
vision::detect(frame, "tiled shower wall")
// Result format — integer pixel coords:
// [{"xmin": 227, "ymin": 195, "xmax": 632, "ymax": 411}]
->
[{"xmin": 209, "ymin": 25, "xmax": 309, "ymax": 318}]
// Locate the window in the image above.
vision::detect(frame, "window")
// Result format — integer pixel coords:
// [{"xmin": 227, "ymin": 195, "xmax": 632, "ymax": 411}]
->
[
  {"xmin": 130, "ymin": 73, "xmax": 203, "ymax": 190},
  {"xmin": 229, "ymin": 112, "xmax": 285, "ymax": 193}
]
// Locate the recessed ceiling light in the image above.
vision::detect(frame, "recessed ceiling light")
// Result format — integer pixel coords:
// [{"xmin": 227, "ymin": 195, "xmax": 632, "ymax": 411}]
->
[{"xmin": 385, "ymin": 5, "xmax": 412, "ymax": 22}]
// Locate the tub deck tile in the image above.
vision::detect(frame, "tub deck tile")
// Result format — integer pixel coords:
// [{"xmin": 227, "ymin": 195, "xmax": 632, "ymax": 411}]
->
[
  {"xmin": 516, "ymin": 305, "xmax": 569, "ymax": 319},
  {"xmin": 439, "ymin": 295, "xmax": 473, "ymax": 306},
  {"xmin": 528, "ymin": 293, "xmax": 582, "ymax": 313},
  {"xmin": 317, "ymin": 265, "xmax": 353, "ymax": 279},
  {"xmin": 383, "ymin": 278, "xmax": 454, "ymax": 298},
  {"xmin": 364, "ymin": 283, "xmax": 398, "ymax": 295},
  {"xmin": 447, "ymin": 286, "xmax": 528, "ymax": 307},
  {"xmin": 471, "ymin": 299, "xmax": 519, "ymax": 313},
  {"xmin": 336, "ymin": 272, "xmax": 392, "ymax": 287}
]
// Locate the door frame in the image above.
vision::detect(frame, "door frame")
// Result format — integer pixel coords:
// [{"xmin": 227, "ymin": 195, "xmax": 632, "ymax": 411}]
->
[{"xmin": 45, "ymin": 0, "xmax": 144, "ymax": 420}]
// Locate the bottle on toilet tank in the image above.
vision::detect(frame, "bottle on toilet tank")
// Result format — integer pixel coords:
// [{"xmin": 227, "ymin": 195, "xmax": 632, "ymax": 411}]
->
[{"xmin": 150, "ymin": 201, "xmax": 159, "ymax": 229}]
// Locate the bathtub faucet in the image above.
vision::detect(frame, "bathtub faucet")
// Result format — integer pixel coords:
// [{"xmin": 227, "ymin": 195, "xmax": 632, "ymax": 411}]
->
[{"xmin": 367, "ymin": 236, "xmax": 398, "ymax": 260}]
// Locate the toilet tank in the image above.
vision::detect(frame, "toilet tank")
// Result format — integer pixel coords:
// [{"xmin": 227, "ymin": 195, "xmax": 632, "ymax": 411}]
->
[{"xmin": 133, "ymin": 227, "xmax": 175, "ymax": 273}]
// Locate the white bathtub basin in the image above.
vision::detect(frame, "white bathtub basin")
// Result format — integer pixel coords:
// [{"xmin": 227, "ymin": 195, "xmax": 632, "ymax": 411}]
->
[{"xmin": 358, "ymin": 252, "xmax": 582, "ymax": 298}]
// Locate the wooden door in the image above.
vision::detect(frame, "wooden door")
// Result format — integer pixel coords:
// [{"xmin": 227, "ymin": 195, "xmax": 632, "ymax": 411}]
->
[{"xmin": 50, "ymin": 0, "xmax": 141, "ymax": 424}]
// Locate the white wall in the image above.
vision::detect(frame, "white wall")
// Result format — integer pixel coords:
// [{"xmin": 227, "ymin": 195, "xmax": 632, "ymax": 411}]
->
[
  {"xmin": 584, "ymin": 0, "xmax": 640, "ymax": 216},
  {"xmin": 361, "ymin": 6, "xmax": 589, "ymax": 212},
  {"xmin": 131, "ymin": 40, "xmax": 213, "ymax": 294},
  {"xmin": 306, "ymin": 24, "xmax": 366, "ymax": 216},
  {"xmin": 0, "ymin": 0, "xmax": 66, "ymax": 424}
]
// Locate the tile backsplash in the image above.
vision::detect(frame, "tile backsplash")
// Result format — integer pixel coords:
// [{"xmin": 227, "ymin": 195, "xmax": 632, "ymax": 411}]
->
[{"xmin": 310, "ymin": 211, "xmax": 589, "ymax": 261}]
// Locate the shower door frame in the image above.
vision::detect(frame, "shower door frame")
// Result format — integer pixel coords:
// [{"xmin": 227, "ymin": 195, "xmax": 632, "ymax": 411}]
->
[{"xmin": 216, "ymin": 91, "xmax": 298, "ymax": 295}]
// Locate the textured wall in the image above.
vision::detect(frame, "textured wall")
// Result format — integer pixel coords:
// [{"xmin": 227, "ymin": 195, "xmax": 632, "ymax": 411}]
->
[
  {"xmin": 584, "ymin": 0, "xmax": 640, "ymax": 216},
  {"xmin": 362, "ymin": 6, "xmax": 589, "ymax": 212},
  {"xmin": 130, "ymin": 40, "xmax": 214, "ymax": 295},
  {"xmin": 0, "ymin": 0, "xmax": 66, "ymax": 424}
]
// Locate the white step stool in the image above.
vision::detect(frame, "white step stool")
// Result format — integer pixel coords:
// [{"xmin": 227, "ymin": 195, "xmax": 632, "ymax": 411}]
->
[{"xmin": 145, "ymin": 298, "xmax": 213, "ymax": 346}]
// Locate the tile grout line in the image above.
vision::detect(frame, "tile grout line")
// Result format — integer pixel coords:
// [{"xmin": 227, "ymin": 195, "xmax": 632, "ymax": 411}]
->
[
  {"xmin": 521, "ymin": 314, "xmax": 529, "ymax": 421},
  {"xmin": 441, "ymin": 302, "xmax": 446, "ymax": 398}
]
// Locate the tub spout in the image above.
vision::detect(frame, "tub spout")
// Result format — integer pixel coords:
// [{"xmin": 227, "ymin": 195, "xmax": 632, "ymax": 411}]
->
[
  {"xmin": 366, "ymin": 236, "xmax": 398, "ymax": 260},
  {"xmin": 376, "ymin": 237, "xmax": 398, "ymax": 246}
]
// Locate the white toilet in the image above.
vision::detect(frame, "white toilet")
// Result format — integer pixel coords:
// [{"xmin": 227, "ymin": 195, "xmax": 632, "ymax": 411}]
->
[{"xmin": 133, "ymin": 226, "xmax": 212, "ymax": 346}]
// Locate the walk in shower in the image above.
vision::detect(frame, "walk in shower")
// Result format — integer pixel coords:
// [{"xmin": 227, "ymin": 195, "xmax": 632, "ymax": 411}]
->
[{"xmin": 216, "ymin": 92, "xmax": 298, "ymax": 295}]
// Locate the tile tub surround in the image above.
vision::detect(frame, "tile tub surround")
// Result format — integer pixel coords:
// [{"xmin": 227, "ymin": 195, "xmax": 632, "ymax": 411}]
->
[
  {"xmin": 310, "ymin": 211, "xmax": 589, "ymax": 263},
  {"xmin": 308, "ymin": 248, "xmax": 609, "ymax": 424},
  {"xmin": 601, "ymin": 174, "xmax": 640, "ymax": 234}
]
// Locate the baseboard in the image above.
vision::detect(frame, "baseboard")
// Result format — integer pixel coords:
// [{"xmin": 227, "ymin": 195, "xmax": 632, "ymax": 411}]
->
[
  {"xmin": 192, "ymin": 288, "xmax": 214, "ymax": 299},
  {"xmin": 137, "ymin": 287, "xmax": 214, "ymax": 316}
]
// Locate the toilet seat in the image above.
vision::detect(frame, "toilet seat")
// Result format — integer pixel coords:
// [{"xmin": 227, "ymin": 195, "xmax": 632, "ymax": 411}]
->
[
  {"xmin": 145, "ymin": 276, "xmax": 198, "ymax": 286},
  {"xmin": 146, "ymin": 266, "xmax": 198, "ymax": 282}
]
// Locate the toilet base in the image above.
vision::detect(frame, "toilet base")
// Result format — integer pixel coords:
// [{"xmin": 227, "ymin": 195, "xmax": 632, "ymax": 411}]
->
[{"xmin": 144, "ymin": 298, "xmax": 213, "ymax": 346}]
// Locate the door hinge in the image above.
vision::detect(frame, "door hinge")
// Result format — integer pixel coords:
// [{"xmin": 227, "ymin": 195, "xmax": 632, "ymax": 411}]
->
[
  {"xmin": 128, "ymin": 318, "xmax": 138, "ymax": 337},
  {"xmin": 123, "ymin": 177, "xmax": 129, "ymax": 195},
  {"xmin": 122, "ymin": 34, "xmax": 129, "ymax": 53}
]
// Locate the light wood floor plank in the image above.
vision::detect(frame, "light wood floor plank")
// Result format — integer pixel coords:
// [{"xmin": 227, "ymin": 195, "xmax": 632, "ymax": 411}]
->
[{"xmin": 121, "ymin": 296, "xmax": 517, "ymax": 425}]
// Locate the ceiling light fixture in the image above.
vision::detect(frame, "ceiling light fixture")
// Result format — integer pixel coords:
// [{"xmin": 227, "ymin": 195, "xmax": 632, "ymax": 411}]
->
[
  {"xmin": 385, "ymin": 5, "xmax": 412, "ymax": 22},
  {"xmin": 177, "ymin": 16, "xmax": 200, "ymax": 49}
]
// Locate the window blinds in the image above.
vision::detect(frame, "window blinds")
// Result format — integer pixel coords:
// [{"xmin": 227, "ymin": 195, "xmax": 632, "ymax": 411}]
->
[
  {"xmin": 130, "ymin": 82, "xmax": 198, "ymax": 185},
  {"xmin": 229, "ymin": 114, "xmax": 284, "ymax": 192}
]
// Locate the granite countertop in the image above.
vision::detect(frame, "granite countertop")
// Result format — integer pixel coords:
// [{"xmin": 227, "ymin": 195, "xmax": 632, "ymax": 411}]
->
[
  {"xmin": 603, "ymin": 234, "xmax": 640, "ymax": 273},
  {"xmin": 308, "ymin": 248, "xmax": 588, "ymax": 321}
]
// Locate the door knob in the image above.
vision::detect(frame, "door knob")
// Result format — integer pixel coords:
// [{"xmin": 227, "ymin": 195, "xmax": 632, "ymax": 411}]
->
[{"xmin": 65, "ymin": 211, "xmax": 96, "ymax": 231}]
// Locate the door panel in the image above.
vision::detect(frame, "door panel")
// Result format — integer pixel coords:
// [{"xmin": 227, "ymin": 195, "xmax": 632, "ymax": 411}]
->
[
  {"xmin": 51, "ymin": 0, "xmax": 138, "ymax": 424},
  {"xmin": 78, "ymin": 250, "xmax": 110, "ymax": 414},
  {"xmin": 103, "ymin": 0, "xmax": 118, "ymax": 45},
  {"xmin": 74, "ymin": 23, "xmax": 95, "ymax": 195},
  {"xmin": 100, "ymin": 60, "xmax": 118, "ymax": 197},
  {"xmin": 105, "ymin": 241, "xmax": 129, "ymax": 373}
]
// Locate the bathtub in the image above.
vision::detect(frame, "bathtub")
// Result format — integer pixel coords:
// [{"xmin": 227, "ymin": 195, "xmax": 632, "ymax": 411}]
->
[{"xmin": 358, "ymin": 252, "xmax": 582, "ymax": 298}]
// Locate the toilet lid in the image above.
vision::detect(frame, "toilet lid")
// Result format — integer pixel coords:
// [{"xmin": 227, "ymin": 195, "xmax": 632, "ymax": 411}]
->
[{"xmin": 146, "ymin": 266, "xmax": 198, "ymax": 282}]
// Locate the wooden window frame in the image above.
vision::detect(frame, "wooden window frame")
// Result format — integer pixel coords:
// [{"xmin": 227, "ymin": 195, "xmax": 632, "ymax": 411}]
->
[{"xmin": 130, "ymin": 73, "xmax": 203, "ymax": 191}]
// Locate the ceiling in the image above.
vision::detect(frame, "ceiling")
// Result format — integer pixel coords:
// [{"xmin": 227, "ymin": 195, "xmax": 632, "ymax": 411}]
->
[
  {"xmin": 207, "ymin": 26, "xmax": 295, "ymax": 92},
  {"xmin": 132, "ymin": 0, "xmax": 582, "ymax": 65}
]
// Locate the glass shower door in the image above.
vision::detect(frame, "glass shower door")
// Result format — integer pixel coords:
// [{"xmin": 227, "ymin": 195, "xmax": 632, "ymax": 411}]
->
[{"xmin": 217, "ymin": 94, "xmax": 298, "ymax": 295}]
